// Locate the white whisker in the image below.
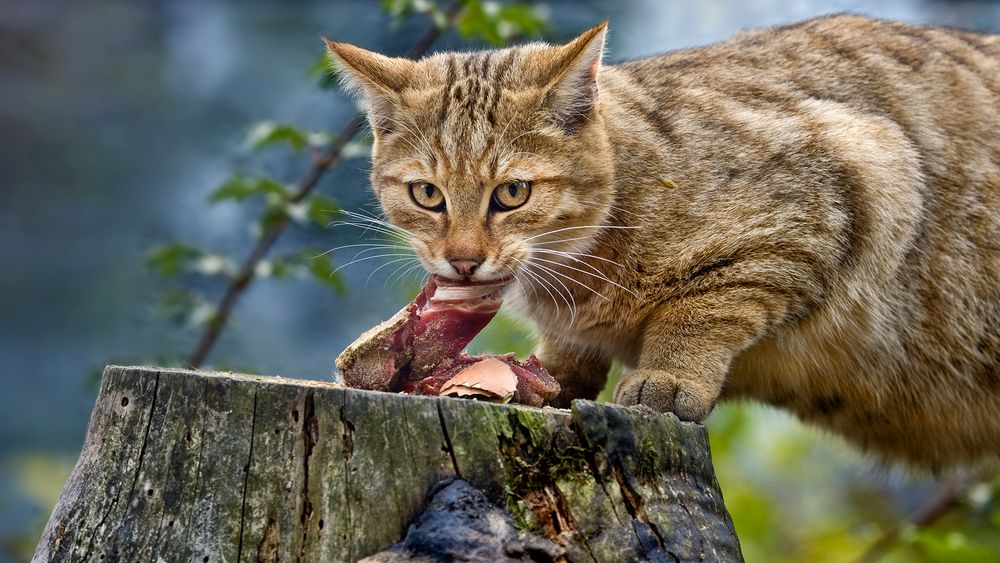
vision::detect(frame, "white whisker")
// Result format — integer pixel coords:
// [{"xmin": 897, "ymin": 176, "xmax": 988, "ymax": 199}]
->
[
  {"xmin": 383, "ymin": 260, "xmax": 419, "ymax": 287},
  {"xmin": 505, "ymin": 264, "xmax": 532, "ymax": 302},
  {"xmin": 331, "ymin": 253, "xmax": 418, "ymax": 275},
  {"xmin": 513, "ymin": 257, "xmax": 564, "ymax": 320},
  {"xmin": 529, "ymin": 259, "xmax": 610, "ymax": 303},
  {"xmin": 529, "ymin": 255, "xmax": 635, "ymax": 299},
  {"xmin": 517, "ymin": 257, "xmax": 575, "ymax": 321},
  {"xmin": 313, "ymin": 243, "xmax": 403, "ymax": 259},
  {"xmin": 532, "ymin": 248, "xmax": 629, "ymax": 270},
  {"xmin": 328, "ymin": 221, "xmax": 405, "ymax": 239},
  {"xmin": 530, "ymin": 263, "xmax": 578, "ymax": 321},
  {"xmin": 367, "ymin": 257, "xmax": 419, "ymax": 285},
  {"xmin": 390, "ymin": 262, "xmax": 426, "ymax": 287},
  {"xmin": 533, "ymin": 235, "xmax": 595, "ymax": 247},
  {"xmin": 523, "ymin": 224, "xmax": 640, "ymax": 243},
  {"xmin": 339, "ymin": 209, "xmax": 416, "ymax": 237}
]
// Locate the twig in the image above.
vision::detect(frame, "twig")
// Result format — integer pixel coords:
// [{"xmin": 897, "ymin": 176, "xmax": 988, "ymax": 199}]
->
[
  {"xmin": 852, "ymin": 478, "xmax": 972, "ymax": 563},
  {"xmin": 186, "ymin": 1, "xmax": 463, "ymax": 368}
]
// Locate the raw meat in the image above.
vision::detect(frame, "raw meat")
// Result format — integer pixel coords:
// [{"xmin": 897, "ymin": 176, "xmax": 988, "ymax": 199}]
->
[
  {"xmin": 418, "ymin": 353, "xmax": 561, "ymax": 407},
  {"xmin": 336, "ymin": 276, "xmax": 560, "ymax": 406}
]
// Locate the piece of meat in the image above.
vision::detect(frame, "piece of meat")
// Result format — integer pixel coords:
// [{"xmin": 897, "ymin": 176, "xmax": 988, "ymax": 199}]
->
[
  {"xmin": 437, "ymin": 358, "xmax": 518, "ymax": 402},
  {"xmin": 335, "ymin": 276, "xmax": 560, "ymax": 406},
  {"xmin": 418, "ymin": 353, "xmax": 560, "ymax": 407}
]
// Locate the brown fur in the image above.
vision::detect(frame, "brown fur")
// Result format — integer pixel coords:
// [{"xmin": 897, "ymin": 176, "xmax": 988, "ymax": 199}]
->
[{"xmin": 325, "ymin": 15, "xmax": 1000, "ymax": 469}]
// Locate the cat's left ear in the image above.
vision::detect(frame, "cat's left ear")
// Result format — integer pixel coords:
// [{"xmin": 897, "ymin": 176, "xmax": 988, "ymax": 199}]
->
[
  {"xmin": 322, "ymin": 38, "xmax": 415, "ymax": 135},
  {"xmin": 541, "ymin": 21, "xmax": 608, "ymax": 132}
]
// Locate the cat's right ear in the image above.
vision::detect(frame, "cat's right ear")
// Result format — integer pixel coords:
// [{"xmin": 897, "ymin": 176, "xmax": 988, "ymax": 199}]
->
[
  {"xmin": 322, "ymin": 38, "xmax": 415, "ymax": 136},
  {"xmin": 539, "ymin": 22, "xmax": 608, "ymax": 132}
]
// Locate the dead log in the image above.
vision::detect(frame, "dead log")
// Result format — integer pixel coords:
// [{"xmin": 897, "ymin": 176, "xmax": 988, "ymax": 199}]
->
[{"xmin": 33, "ymin": 366, "xmax": 742, "ymax": 562}]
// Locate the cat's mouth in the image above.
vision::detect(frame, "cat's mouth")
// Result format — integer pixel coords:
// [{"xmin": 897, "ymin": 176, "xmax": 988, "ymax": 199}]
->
[{"xmin": 430, "ymin": 275, "xmax": 514, "ymax": 300}]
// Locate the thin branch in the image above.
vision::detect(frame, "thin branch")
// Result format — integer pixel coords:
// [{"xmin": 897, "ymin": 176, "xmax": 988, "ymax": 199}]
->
[
  {"xmin": 852, "ymin": 478, "xmax": 974, "ymax": 563},
  {"xmin": 186, "ymin": 2, "xmax": 463, "ymax": 367}
]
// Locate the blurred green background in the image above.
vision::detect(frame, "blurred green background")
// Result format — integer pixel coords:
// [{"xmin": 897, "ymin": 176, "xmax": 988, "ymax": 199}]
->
[{"xmin": 2, "ymin": 0, "xmax": 998, "ymax": 561}]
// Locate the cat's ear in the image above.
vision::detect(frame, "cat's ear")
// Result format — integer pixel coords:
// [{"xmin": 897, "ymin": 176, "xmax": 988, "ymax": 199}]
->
[
  {"xmin": 540, "ymin": 22, "xmax": 607, "ymax": 132},
  {"xmin": 322, "ymin": 38, "xmax": 415, "ymax": 135}
]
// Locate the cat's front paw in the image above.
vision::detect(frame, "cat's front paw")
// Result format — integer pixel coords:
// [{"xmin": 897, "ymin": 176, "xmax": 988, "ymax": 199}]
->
[{"xmin": 613, "ymin": 368, "xmax": 716, "ymax": 422}]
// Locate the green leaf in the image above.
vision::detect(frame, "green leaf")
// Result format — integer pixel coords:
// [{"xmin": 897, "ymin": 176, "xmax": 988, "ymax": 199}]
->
[
  {"xmin": 381, "ymin": 0, "xmax": 416, "ymax": 19},
  {"xmin": 146, "ymin": 243, "xmax": 203, "ymax": 278},
  {"xmin": 907, "ymin": 529, "xmax": 999, "ymax": 563},
  {"xmin": 245, "ymin": 121, "xmax": 310, "ymax": 151},
  {"xmin": 457, "ymin": 1, "xmax": 547, "ymax": 44},
  {"xmin": 307, "ymin": 195, "xmax": 341, "ymax": 227},
  {"xmin": 307, "ymin": 253, "xmax": 347, "ymax": 294},
  {"xmin": 146, "ymin": 243, "xmax": 237, "ymax": 280},
  {"xmin": 457, "ymin": 1, "xmax": 502, "ymax": 44},
  {"xmin": 497, "ymin": 4, "xmax": 547, "ymax": 38},
  {"xmin": 259, "ymin": 200, "xmax": 291, "ymax": 232},
  {"xmin": 306, "ymin": 51, "xmax": 340, "ymax": 90},
  {"xmin": 209, "ymin": 173, "xmax": 291, "ymax": 204},
  {"xmin": 156, "ymin": 289, "xmax": 216, "ymax": 327},
  {"xmin": 270, "ymin": 249, "xmax": 347, "ymax": 294}
]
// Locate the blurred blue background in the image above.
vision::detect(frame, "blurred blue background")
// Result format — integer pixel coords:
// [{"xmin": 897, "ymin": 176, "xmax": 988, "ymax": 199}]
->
[{"xmin": 2, "ymin": 0, "xmax": 999, "ymax": 560}]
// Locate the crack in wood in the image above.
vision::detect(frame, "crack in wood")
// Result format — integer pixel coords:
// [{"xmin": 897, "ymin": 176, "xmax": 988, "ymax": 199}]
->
[
  {"xmin": 395, "ymin": 400, "xmax": 424, "ymax": 493},
  {"xmin": 182, "ymin": 379, "xmax": 210, "ymax": 556},
  {"xmin": 339, "ymin": 402, "xmax": 355, "ymax": 459},
  {"xmin": 572, "ymin": 420, "xmax": 630, "ymax": 531},
  {"xmin": 435, "ymin": 402, "xmax": 462, "ymax": 479},
  {"xmin": 79, "ymin": 488, "xmax": 119, "ymax": 562},
  {"xmin": 297, "ymin": 391, "xmax": 317, "ymax": 562},
  {"xmin": 80, "ymin": 370, "xmax": 162, "ymax": 562},
  {"xmin": 122, "ymin": 370, "xmax": 162, "ymax": 522},
  {"xmin": 339, "ymin": 394, "xmax": 354, "ymax": 562},
  {"xmin": 612, "ymin": 461, "xmax": 677, "ymax": 563},
  {"xmin": 493, "ymin": 411, "xmax": 600, "ymax": 562},
  {"xmin": 666, "ymin": 480, "xmax": 707, "ymax": 561},
  {"xmin": 235, "ymin": 391, "xmax": 259, "ymax": 562}
]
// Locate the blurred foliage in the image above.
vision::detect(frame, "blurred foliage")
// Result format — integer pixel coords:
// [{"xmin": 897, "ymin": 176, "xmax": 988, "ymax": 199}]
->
[
  {"xmin": 2, "ymin": 452, "xmax": 74, "ymax": 561},
  {"xmin": 457, "ymin": 1, "xmax": 548, "ymax": 43},
  {"xmin": 14, "ymin": 2, "xmax": 997, "ymax": 562}
]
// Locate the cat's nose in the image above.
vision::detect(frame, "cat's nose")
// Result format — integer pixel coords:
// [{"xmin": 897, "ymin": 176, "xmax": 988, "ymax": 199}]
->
[{"xmin": 448, "ymin": 259, "xmax": 481, "ymax": 277}]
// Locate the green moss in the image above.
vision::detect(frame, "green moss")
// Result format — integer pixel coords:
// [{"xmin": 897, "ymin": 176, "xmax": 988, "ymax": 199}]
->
[
  {"xmin": 510, "ymin": 409, "xmax": 550, "ymax": 448},
  {"xmin": 496, "ymin": 408, "xmax": 594, "ymax": 530}
]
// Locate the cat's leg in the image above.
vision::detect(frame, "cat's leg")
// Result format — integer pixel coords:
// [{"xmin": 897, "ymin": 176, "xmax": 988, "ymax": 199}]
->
[
  {"xmin": 614, "ymin": 291, "xmax": 786, "ymax": 421},
  {"xmin": 536, "ymin": 334, "xmax": 611, "ymax": 408}
]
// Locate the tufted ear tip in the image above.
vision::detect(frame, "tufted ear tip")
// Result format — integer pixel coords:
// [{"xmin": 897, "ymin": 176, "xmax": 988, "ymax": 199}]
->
[
  {"xmin": 582, "ymin": 20, "xmax": 609, "ymax": 44},
  {"xmin": 320, "ymin": 36, "xmax": 415, "ymax": 95},
  {"xmin": 320, "ymin": 36, "xmax": 419, "ymax": 136},
  {"xmin": 564, "ymin": 21, "xmax": 608, "ymax": 77}
]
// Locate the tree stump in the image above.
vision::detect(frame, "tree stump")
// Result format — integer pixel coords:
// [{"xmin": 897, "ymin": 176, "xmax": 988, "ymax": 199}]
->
[{"xmin": 34, "ymin": 366, "xmax": 742, "ymax": 562}]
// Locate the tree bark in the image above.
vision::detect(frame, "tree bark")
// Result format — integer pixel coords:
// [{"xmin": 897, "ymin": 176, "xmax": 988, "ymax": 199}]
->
[{"xmin": 33, "ymin": 366, "xmax": 742, "ymax": 562}]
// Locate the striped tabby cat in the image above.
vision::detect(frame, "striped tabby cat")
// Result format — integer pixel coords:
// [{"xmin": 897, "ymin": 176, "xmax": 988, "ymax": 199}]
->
[{"xmin": 325, "ymin": 14, "xmax": 1000, "ymax": 469}]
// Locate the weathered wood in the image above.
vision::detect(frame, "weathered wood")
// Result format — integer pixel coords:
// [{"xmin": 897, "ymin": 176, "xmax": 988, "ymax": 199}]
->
[{"xmin": 34, "ymin": 366, "xmax": 742, "ymax": 562}]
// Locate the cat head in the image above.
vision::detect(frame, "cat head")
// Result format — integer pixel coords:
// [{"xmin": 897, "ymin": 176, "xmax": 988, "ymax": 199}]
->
[{"xmin": 325, "ymin": 23, "xmax": 615, "ymax": 282}]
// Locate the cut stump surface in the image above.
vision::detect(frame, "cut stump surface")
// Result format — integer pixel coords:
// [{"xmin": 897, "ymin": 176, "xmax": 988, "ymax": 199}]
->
[{"xmin": 34, "ymin": 366, "xmax": 742, "ymax": 562}]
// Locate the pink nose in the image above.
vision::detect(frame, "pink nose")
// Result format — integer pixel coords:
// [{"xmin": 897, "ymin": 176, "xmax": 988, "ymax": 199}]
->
[{"xmin": 448, "ymin": 259, "xmax": 481, "ymax": 277}]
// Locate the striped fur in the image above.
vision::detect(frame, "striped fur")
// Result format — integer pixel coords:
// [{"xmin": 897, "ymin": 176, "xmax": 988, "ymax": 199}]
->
[{"xmin": 327, "ymin": 15, "xmax": 1000, "ymax": 468}]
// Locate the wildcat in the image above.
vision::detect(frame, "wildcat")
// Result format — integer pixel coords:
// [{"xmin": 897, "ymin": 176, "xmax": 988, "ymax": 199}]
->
[{"xmin": 324, "ymin": 14, "xmax": 1000, "ymax": 469}]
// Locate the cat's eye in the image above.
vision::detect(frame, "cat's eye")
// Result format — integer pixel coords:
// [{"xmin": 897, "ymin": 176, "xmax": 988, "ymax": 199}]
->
[
  {"xmin": 491, "ymin": 180, "xmax": 531, "ymax": 211},
  {"xmin": 409, "ymin": 182, "xmax": 446, "ymax": 211}
]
